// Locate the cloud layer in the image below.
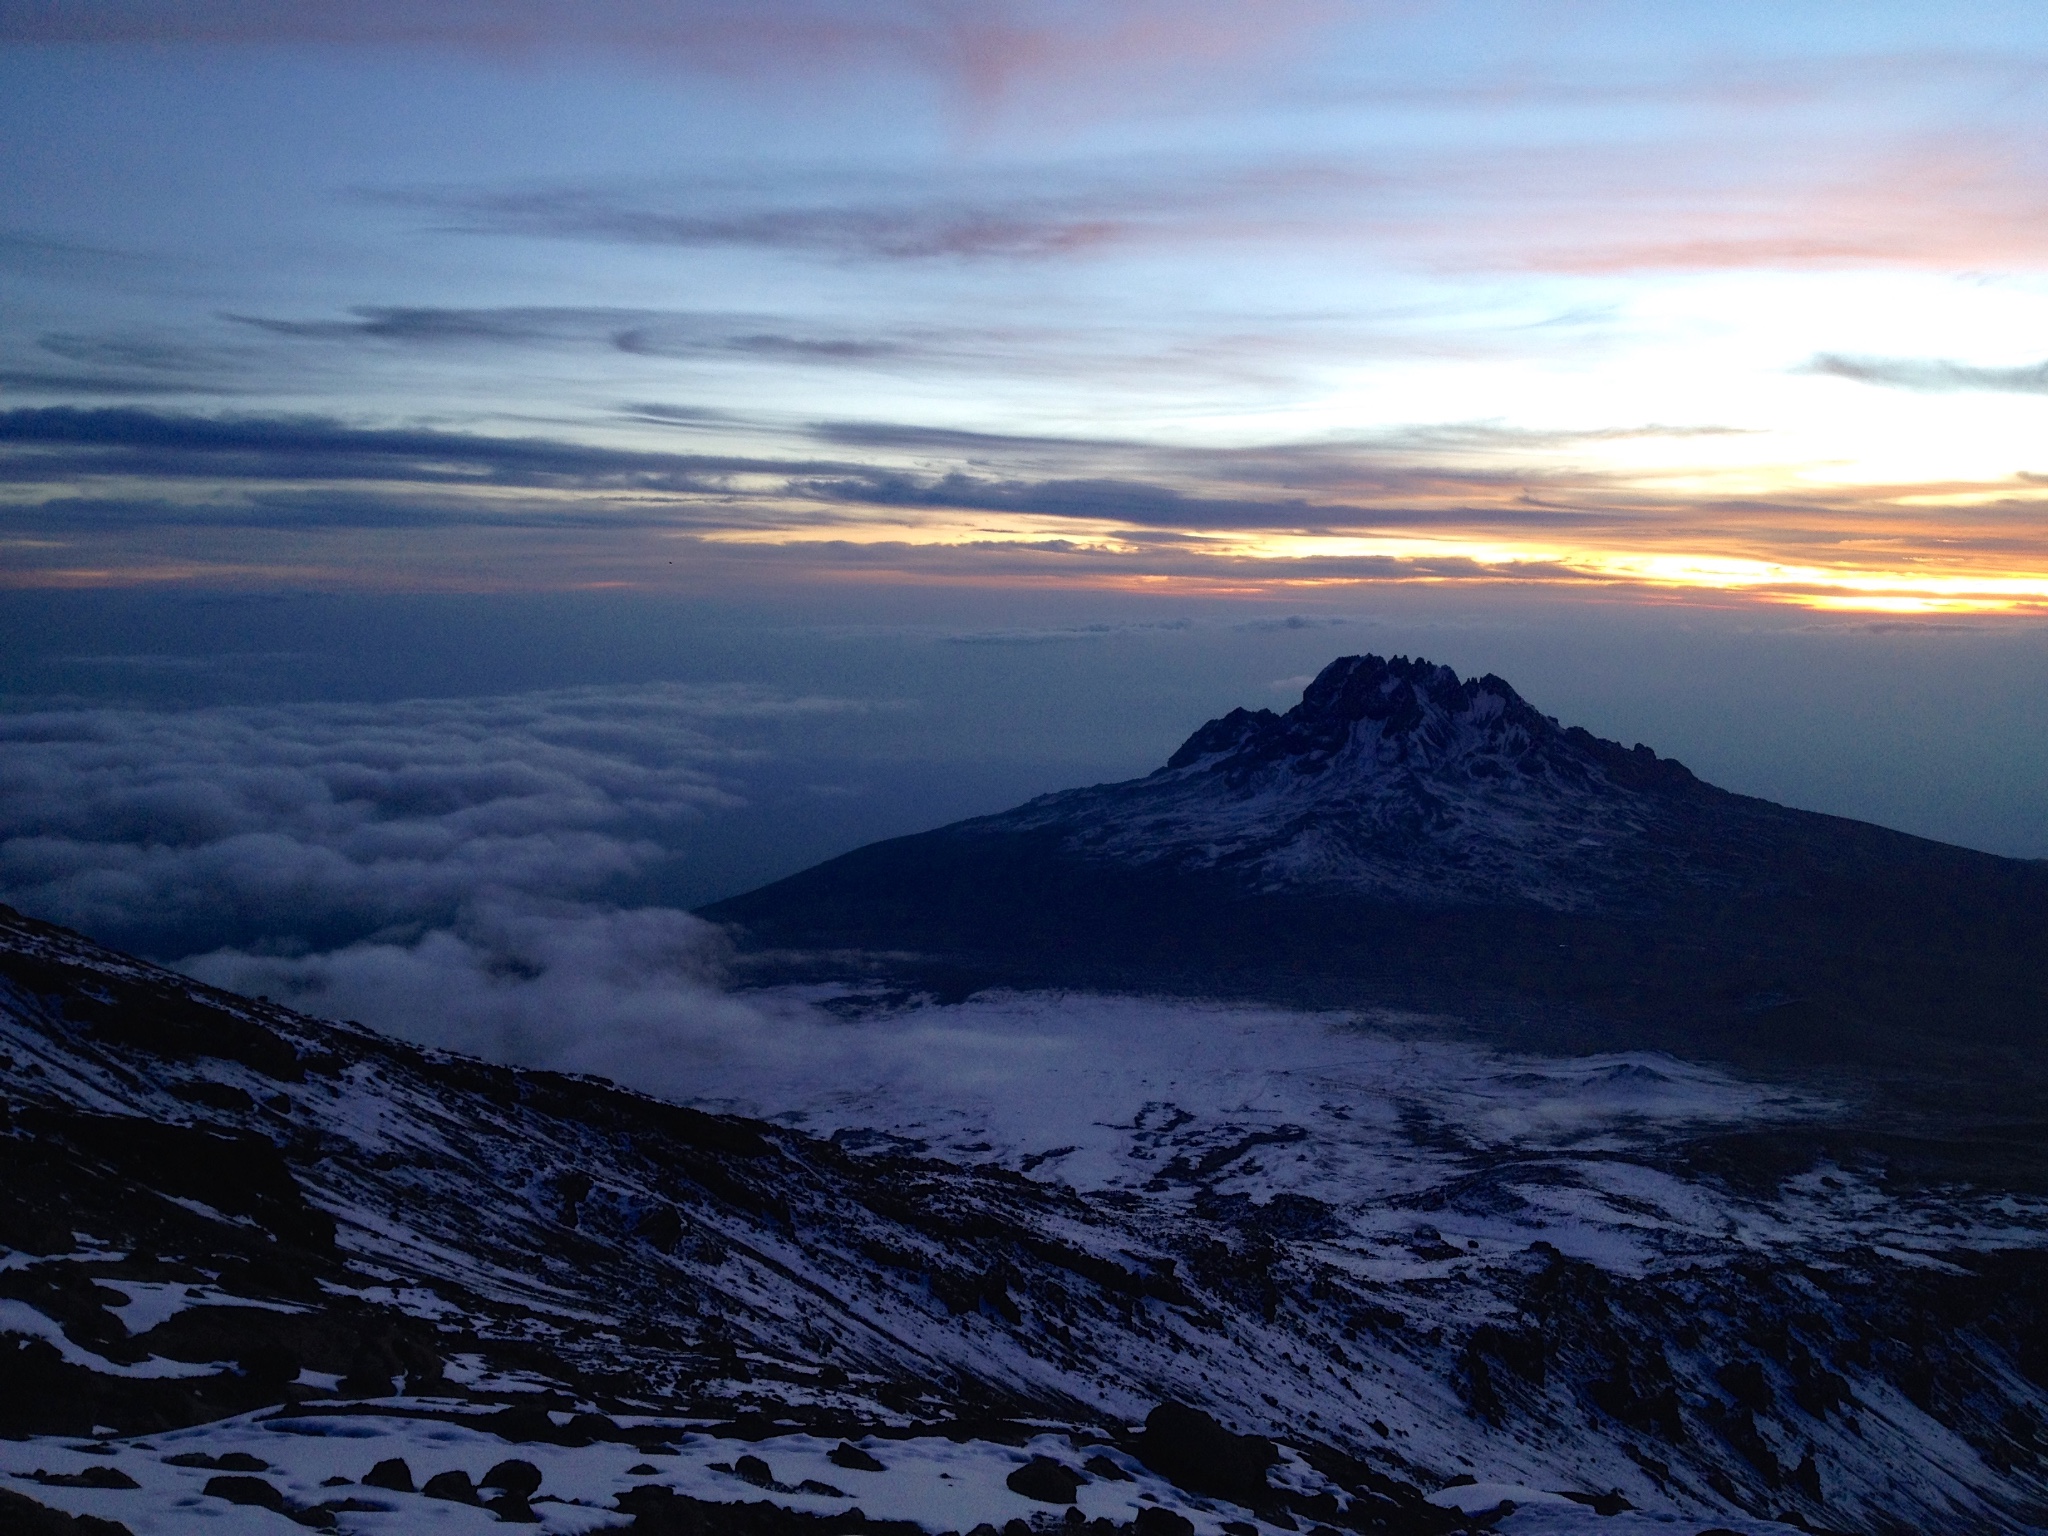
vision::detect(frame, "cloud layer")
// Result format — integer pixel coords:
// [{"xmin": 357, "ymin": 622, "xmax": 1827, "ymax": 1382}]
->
[
  {"xmin": 0, "ymin": 682, "xmax": 875, "ymax": 957},
  {"xmin": 179, "ymin": 897, "xmax": 786, "ymax": 1082},
  {"xmin": 9, "ymin": 404, "xmax": 2048, "ymax": 615},
  {"xmin": 1, "ymin": 679, "xmax": 1827, "ymax": 1168}
]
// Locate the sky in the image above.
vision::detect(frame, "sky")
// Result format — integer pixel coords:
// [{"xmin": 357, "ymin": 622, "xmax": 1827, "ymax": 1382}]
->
[
  {"xmin": 3, "ymin": 1, "xmax": 2048, "ymax": 1032},
  {"xmin": 6, "ymin": 0, "xmax": 2048, "ymax": 611}
]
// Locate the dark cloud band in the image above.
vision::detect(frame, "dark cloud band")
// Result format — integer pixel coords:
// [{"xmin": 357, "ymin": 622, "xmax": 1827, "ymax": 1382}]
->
[{"xmin": 1809, "ymin": 353, "xmax": 2048, "ymax": 395}]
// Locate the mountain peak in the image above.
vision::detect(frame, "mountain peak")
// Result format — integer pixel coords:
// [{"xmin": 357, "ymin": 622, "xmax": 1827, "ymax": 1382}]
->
[
  {"xmin": 920, "ymin": 652, "xmax": 1713, "ymax": 911},
  {"xmin": 1164, "ymin": 653, "xmax": 1695, "ymax": 795}
]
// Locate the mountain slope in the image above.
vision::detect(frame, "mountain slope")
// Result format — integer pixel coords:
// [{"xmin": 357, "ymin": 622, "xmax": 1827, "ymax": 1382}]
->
[
  {"xmin": 5, "ymin": 908, "xmax": 2048, "ymax": 1532},
  {"xmin": 703, "ymin": 655, "xmax": 2048, "ymax": 1090}
]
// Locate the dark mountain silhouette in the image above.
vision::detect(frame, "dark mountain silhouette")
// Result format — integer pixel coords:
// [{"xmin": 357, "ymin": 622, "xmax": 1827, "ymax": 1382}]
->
[{"xmin": 704, "ymin": 655, "xmax": 2048, "ymax": 1094}]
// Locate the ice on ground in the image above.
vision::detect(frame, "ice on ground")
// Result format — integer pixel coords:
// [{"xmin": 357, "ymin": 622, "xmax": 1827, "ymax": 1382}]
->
[{"xmin": 1426, "ymin": 1481, "xmax": 1585, "ymax": 1513}]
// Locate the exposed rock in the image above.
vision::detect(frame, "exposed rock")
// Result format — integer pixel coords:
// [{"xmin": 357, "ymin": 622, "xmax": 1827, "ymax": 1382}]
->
[
  {"xmin": 829, "ymin": 1443, "xmax": 886, "ymax": 1472},
  {"xmin": 362, "ymin": 1458, "xmax": 414, "ymax": 1492},
  {"xmin": 480, "ymin": 1460, "xmax": 543, "ymax": 1499},
  {"xmin": 20, "ymin": 1467, "xmax": 138, "ymax": 1490},
  {"xmin": 0, "ymin": 1487, "xmax": 135, "ymax": 1536},
  {"xmin": 1135, "ymin": 1403, "xmax": 1276, "ymax": 1509},
  {"xmin": 486, "ymin": 1491, "xmax": 541, "ymax": 1524},
  {"xmin": 421, "ymin": 1469, "xmax": 482, "ymax": 1504},
  {"xmin": 1005, "ymin": 1455, "xmax": 1084, "ymax": 1504},
  {"xmin": 203, "ymin": 1474, "xmax": 288, "ymax": 1510},
  {"xmin": 1133, "ymin": 1507, "xmax": 1194, "ymax": 1536}
]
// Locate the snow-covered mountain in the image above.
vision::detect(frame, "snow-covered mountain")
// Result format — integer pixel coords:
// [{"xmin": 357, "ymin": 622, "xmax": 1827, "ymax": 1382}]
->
[
  {"xmin": 988, "ymin": 654, "xmax": 1702, "ymax": 912},
  {"xmin": 706, "ymin": 655, "xmax": 2048, "ymax": 1090},
  {"xmin": 4, "ymin": 905, "xmax": 2048, "ymax": 1535}
]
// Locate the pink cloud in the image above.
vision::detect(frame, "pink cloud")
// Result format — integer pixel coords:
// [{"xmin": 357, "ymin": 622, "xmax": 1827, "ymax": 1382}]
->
[{"xmin": 0, "ymin": 0, "xmax": 1340, "ymax": 106}]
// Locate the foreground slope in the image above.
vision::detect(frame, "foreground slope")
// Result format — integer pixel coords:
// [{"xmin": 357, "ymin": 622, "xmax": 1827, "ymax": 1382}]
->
[
  {"xmin": 3, "ymin": 906, "xmax": 2048, "ymax": 1532},
  {"xmin": 705, "ymin": 655, "xmax": 2048, "ymax": 1090}
]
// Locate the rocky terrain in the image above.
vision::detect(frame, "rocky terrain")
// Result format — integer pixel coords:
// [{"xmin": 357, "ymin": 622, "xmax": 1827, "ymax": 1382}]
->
[{"xmin": 3, "ymin": 902, "xmax": 2048, "ymax": 1534}]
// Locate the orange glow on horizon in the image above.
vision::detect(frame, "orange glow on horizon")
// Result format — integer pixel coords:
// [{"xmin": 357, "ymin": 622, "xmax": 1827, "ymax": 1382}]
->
[{"xmin": 12, "ymin": 455, "xmax": 2048, "ymax": 615}]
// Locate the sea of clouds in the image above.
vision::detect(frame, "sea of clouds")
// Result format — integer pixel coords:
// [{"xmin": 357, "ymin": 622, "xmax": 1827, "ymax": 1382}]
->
[
  {"xmin": 0, "ymin": 684, "xmax": 870, "ymax": 1069},
  {"xmin": 1, "ymin": 683, "xmax": 1834, "ymax": 1217}
]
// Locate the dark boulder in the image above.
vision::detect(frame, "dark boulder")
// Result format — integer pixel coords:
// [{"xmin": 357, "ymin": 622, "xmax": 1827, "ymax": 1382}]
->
[
  {"xmin": 480, "ymin": 1460, "xmax": 543, "ymax": 1499},
  {"xmin": 479, "ymin": 1406, "xmax": 559, "ymax": 1443},
  {"xmin": 1716, "ymin": 1358, "xmax": 1772, "ymax": 1413},
  {"xmin": 422, "ymin": 1470, "xmax": 482, "ymax": 1504},
  {"xmin": 23, "ymin": 1468, "xmax": 138, "ymax": 1490},
  {"xmin": 1134, "ymin": 1508, "xmax": 1195, "ymax": 1536},
  {"xmin": 1791, "ymin": 1452, "xmax": 1823, "ymax": 1503},
  {"xmin": 337, "ymin": 1340, "xmax": 399, "ymax": 1399},
  {"xmin": 1006, "ymin": 1455, "xmax": 1084, "ymax": 1504},
  {"xmin": 362, "ymin": 1458, "xmax": 414, "ymax": 1492},
  {"xmin": 634, "ymin": 1204, "xmax": 685, "ymax": 1251},
  {"xmin": 1135, "ymin": 1402, "xmax": 1276, "ymax": 1508},
  {"xmin": 235, "ymin": 1342, "xmax": 300, "ymax": 1394},
  {"xmin": 0, "ymin": 1487, "xmax": 136, "ymax": 1535},
  {"xmin": 203, "ymin": 1475, "xmax": 288, "ymax": 1511},
  {"xmin": 169, "ymin": 1081, "xmax": 255, "ymax": 1114},
  {"xmin": 486, "ymin": 1492, "xmax": 542, "ymax": 1523},
  {"xmin": 830, "ymin": 1442, "xmax": 886, "ymax": 1472}
]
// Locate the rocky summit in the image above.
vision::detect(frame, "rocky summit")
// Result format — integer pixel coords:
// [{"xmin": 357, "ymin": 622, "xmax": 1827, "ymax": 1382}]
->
[
  {"xmin": 985, "ymin": 654, "xmax": 1706, "ymax": 911},
  {"xmin": 1165, "ymin": 655, "xmax": 1694, "ymax": 789}
]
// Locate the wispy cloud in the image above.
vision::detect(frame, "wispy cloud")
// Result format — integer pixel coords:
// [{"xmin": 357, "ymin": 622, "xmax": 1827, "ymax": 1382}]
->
[
  {"xmin": 401, "ymin": 184, "xmax": 1133, "ymax": 262},
  {"xmin": 1809, "ymin": 352, "xmax": 2048, "ymax": 395},
  {"xmin": 7, "ymin": 406, "xmax": 2048, "ymax": 615},
  {"xmin": 0, "ymin": 368, "xmax": 220, "ymax": 397},
  {"xmin": 0, "ymin": 0, "xmax": 1332, "ymax": 115},
  {"xmin": 804, "ymin": 419, "xmax": 1123, "ymax": 452},
  {"xmin": 227, "ymin": 305, "xmax": 1018, "ymax": 373},
  {"xmin": 225, "ymin": 306, "xmax": 591, "ymax": 344},
  {"xmin": 801, "ymin": 469, "xmax": 1322, "ymax": 531},
  {"xmin": 364, "ymin": 125, "xmax": 2048, "ymax": 277},
  {"xmin": 0, "ymin": 405, "xmax": 847, "ymax": 490}
]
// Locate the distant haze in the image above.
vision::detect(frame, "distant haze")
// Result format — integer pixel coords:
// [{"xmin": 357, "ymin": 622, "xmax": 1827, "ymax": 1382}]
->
[{"xmin": 4, "ymin": 582, "xmax": 2043, "ymax": 934}]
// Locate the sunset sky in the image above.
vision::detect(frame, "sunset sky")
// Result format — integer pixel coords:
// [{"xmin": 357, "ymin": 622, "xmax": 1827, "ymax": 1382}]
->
[
  {"xmin": 7, "ymin": 0, "xmax": 2048, "ymax": 611},
  {"xmin": 4, "ymin": 1, "xmax": 2048, "ymax": 928}
]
